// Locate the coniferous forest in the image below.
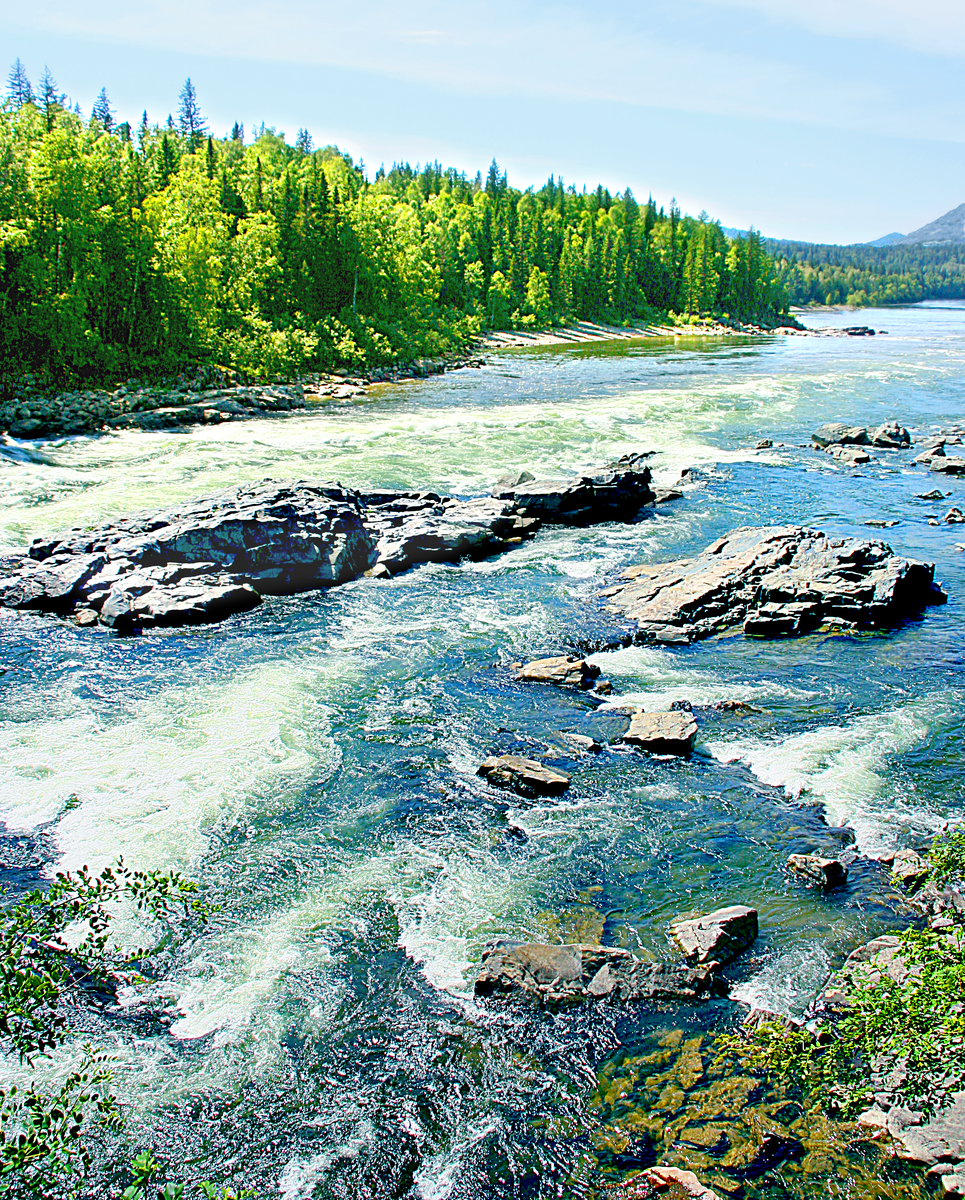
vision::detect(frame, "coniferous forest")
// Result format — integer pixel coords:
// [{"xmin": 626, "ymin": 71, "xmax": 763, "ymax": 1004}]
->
[{"xmin": 0, "ymin": 67, "xmax": 790, "ymax": 387}]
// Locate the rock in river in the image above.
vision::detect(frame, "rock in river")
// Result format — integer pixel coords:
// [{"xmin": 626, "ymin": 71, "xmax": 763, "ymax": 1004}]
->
[
  {"xmin": 476, "ymin": 754, "xmax": 571, "ymax": 798},
  {"xmin": 473, "ymin": 940, "xmax": 727, "ymax": 1005},
  {"xmin": 787, "ymin": 853, "xmax": 849, "ymax": 889},
  {"xmin": 670, "ymin": 905, "xmax": 759, "ymax": 967},
  {"xmin": 514, "ymin": 655, "xmax": 600, "ymax": 689},
  {"xmin": 600, "ymin": 525, "xmax": 946, "ymax": 645},
  {"xmin": 491, "ymin": 452, "xmax": 655, "ymax": 524},
  {"xmin": 812, "ymin": 422, "xmax": 872, "ymax": 447},
  {"xmin": 623, "ymin": 709, "xmax": 698, "ymax": 756}
]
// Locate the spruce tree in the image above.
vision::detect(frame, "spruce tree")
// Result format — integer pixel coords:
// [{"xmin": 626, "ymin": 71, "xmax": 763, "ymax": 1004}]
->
[
  {"xmin": 7, "ymin": 58, "xmax": 33, "ymax": 107},
  {"xmin": 176, "ymin": 79, "xmax": 206, "ymax": 148},
  {"xmin": 38, "ymin": 66, "xmax": 62, "ymax": 132},
  {"xmin": 295, "ymin": 127, "xmax": 314, "ymax": 155},
  {"xmin": 91, "ymin": 87, "xmax": 114, "ymax": 131}
]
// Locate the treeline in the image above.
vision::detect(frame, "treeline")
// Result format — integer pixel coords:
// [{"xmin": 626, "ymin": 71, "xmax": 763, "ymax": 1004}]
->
[
  {"xmin": 768, "ymin": 238, "xmax": 965, "ymax": 308},
  {"xmin": 0, "ymin": 66, "xmax": 789, "ymax": 385}
]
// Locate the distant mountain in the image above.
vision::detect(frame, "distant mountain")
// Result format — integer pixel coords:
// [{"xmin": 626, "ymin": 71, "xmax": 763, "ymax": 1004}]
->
[
  {"xmin": 867, "ymin": 232, "xmax": 905, "ymax": 247},
  {"xmin": 897, "ymin": 203, "xmax": 965, "ymax": 246}
]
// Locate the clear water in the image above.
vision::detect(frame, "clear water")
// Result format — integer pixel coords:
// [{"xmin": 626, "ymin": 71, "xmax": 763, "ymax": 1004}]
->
[{"xmin": 2, "ymin": 305, "xmax": 963, "ymax": 1198}]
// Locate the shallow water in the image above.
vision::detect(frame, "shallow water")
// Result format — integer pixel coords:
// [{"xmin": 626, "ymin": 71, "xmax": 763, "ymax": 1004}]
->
[{"xmin": 2, "ymin": 305, "xmax": 964, "ymax": 1197}]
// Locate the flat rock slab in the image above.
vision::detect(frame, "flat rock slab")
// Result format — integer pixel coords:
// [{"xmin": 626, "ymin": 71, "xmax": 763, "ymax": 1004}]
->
[
  {"xmin": 670, "ymin": 905, "xmax": 759, "ymax": 966},
  {"xmin": 600, "ymin": 525, "xmax": 946, "ymax": 644},
  {"xmin": 623, "ymin": 709, "xmax": 697, "ymax": 755},
  {"xmin": 476, "ymin": 755, "xmax": 571, "ymax": 798},
  {"xmin": 492, "ymin": 453, "xmax": 655, "ymax": 524},
  {"xmin": 787, "ymin": 853, "xmax": 849, "ymax": 889},
  {"xmin": 932, "ymin": 459, "xmax": 965, "ymax": 475},
  {"xmin": 643, "ymin": 1167, "xmax": 723, "ymax": 1199},
  {"xmin": 473, "ymin": 940, "xmax": 726, "ymax": 1006},
  {"xmin": 514, "ymin": 655, "xmax": 600, "ymax": 688}
]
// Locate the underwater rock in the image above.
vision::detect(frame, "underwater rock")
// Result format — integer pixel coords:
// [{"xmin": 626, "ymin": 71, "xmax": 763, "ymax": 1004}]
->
[
  {"xmin": 476, "ymin": 754, "xmax": 571, "ymax": 798},
  {"xmin": 491, "ymin": 452, "xmax": 655, "ymax": 524},
  {"xmin": 623, "ymin": 710, "xmax": 698, "ymax": 756},
  {"xmin": 644, "ymin": 1166, "xmax": 723, "ymax": 1199},
  {"xmin": 600, "ymin": 525, "xmax": 946, "ymax": 645},
  {"xmin": 515, "ymin": 655, "xmax": 601, "ymax": 689},
  {"xmin": 786, "ymin": 854, "xmax": 849, "ymax": 889},
  {"xmin": 473, "ymin": 940, "xmax": 727, "ymax": 1005},
  {"xmin": 670, "ymin": 906, "xmax": 759, "ymax": 967}
]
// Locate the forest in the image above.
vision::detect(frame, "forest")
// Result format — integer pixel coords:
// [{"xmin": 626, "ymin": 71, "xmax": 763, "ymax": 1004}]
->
[
  {"xmin": 0, "ymin": 67, "xmax": 790, "ymax": 386},
  {"xmin": 769, "ymin": 237, "xmax": 965, "ymax": 308}
]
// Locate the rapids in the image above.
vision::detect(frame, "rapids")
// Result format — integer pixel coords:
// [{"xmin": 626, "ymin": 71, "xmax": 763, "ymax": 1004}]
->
[{"xmin": 2, "ymin": 304, "xmax": 964, "ymax": 1198}]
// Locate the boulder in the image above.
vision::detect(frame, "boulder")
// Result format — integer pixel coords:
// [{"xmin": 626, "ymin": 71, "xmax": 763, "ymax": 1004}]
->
[
  {"xmin": 624, "ymin": 710, "xmax": 698, "ymax": 756},
  {"xmin": 491, "ymin": 452, "xmax": 655, "ymax": 524},
  {"xmin": 890, "ymin": 848, "xmax": 930, "ymax": 891},
  {"xmin": 476, "ymin": 755, "xmax": 571, "ymax": 798},
  {"xmin": 473, "ymin": 940, "xmax": 727, "ymax": 1006},
  {"xmin": 812, "ymin": 423, "xmax": 871, "ymax": 447},
  {"xmin": 931, "ymin": 459, "xmax": 965, "ymax": 476},
  {"xmin": 515, "ymin": 655, "xmax": 600, "ymax": 689},
  {"xmin": 599, "ymin": 525, "xmax": 946, "ymax": 645},
  {"xmin": 872, "ymin": 420, "xmax": 912, "ymax": 448},
  {"xmin": 786, "ymin": 853, "xmax": 848, "ymax": 889},
  {"xmin": 826, "ymin": 444, "xmax": 871, "ymax": 465},
  {"xmin": 817, "ymin": 934, "xmax": 907, "ymax": 1011},
  {"xmin": 670, "ymin": 905, "xmax": 759, "ymax": 967},
  {"xmin": 558, "ymin": 732, "xmax": 602, "ymax": 753}
]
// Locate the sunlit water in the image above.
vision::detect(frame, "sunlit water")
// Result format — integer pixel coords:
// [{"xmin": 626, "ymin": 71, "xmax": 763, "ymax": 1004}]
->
[{"xmin": 2, "ymin": 305, "xmax": 965, "ymax": 1198}]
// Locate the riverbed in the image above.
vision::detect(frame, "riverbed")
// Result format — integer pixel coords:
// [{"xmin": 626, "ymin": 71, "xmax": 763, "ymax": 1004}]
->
[{"xmin": 2, "ymin": 305, "xmax": 964, "ymax": 1198}]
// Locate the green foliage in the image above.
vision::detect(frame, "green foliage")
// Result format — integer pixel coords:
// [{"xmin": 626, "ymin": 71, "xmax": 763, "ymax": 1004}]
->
[
  {"xmin": 120, "ymin": 1150, "xmax": 253, "ymax": 1200},
  {"xmin": 0, "ymin": 862, "xmax": 215, "ymax": 1198},
  {"xmin": 0, "ymin": 92, "xmax": 789, "ymax": 389},
  {"xmin": 769, "ymin": 237, "xmax": 965, "ymax": 308},
  {"xmin": 718, "ymin": 839, "xmax": 965, "ymax": 1120},
  {"xmin": 928, "ymin": 825, "xmax": 965, "ymax": 888}
]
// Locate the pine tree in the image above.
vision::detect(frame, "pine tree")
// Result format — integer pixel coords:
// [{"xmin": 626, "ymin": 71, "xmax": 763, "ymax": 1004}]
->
[
  {"xmin": 138, "ymin": 111, "xmax": 149, "ymax": 147},
  {"xmin": 205, "ymin": 135, "xmax": 216, "ymax": 179},
  {"xmin": 295, "ymin": 127, "xmax": 314, "ymax": 155},
  {"xmin": 38, "ymin": 67, "xmax": 63, "ymax": 132},
  {"xmin": 91, "ymin": 87, "xmax": 114, "ymax": 131},
  {"xmin": 231, "ymin": 121, "xmax": 244, "ymax": 143},
  {"xmin": 7, "ymin": 58, "xmax": 33, "ymax": 107},
  {"xmin": 176, "ymin": 78, "xmax": 206, "ymax": 149}
]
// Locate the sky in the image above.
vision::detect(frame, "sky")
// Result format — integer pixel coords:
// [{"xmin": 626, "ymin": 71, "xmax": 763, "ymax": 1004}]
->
[{"xmin": 3, "ymin": 0, "xmax": 964, "ymax": 243}]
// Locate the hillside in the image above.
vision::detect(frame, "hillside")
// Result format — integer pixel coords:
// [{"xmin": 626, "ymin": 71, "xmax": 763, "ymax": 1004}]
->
[{"xmin": 898, "ymin": 202, "xmax": 965, "ymax": 245}]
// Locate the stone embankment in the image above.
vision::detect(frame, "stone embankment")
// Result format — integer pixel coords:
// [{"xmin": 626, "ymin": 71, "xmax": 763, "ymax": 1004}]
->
[
  {"xmin": 0, "ymin": 455, "xmax": 656, "ymax": 634},
  {"xmin": 0, "ymin": 355, "xmax": 484, "ymax": 441}
]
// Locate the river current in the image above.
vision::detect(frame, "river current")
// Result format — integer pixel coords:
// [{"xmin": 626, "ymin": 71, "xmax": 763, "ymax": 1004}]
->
[{"xmin": 2, "ymin": 305, "xmax": 964, "ymax": 1198}]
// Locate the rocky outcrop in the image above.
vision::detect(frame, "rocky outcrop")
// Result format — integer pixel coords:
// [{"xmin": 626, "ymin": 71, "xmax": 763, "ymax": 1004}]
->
[
  {"xmin": 473, "ymin": 940, "xmax": 727, "ymax": 1006},
  {"xmin": 670, "ymin": 906, "xmax": 758, "ymax": 967},
  {"xmin": 787, "ymin": 854, "xmax": 849, "ymax": 889},
  {"xmin": 812, "ymin": 420, "xmax": 911, "ymax": 449},
  {"xmin": 514, "ymin": 655, "xmax": 601, "ymax": 689},
  {"xmin": 599, "ymin": 526, "xmax": 946, "ymax": 645},
  {"xmin": 476, "ymin": 755, "xmax": 571, "ymax": 798},
  {"xmin": 491, "ymin": 453, "xmax": 655, "ymax": 524},
  {"xmin": 624, "ymin": 710, "xmax": 698, "ymax": 756}
]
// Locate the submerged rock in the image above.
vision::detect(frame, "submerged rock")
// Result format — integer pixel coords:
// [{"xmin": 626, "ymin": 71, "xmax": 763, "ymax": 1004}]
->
[
  {"xmin": 670, "ymin": 906, "xmax": 759, "ymax": 967},
  {"xmin": 786, "ymin": 853, "xmax": 849, "ymax": 889},
  {"xmin": 473, "ymin": 940, "xmax": 727, "ymax": 1005},
  {"xmin": 491, "ymin": 452, "xmax": 655, "ymax": 524},
  {"xmin": 599, "ymin": 525, "xmax": 946, "ymax": 645},
  {"xmin": 476, "ymin": 754, "xmax": 571, "ymax": 798},
  {"xmin": 514, "ymin": 655, "xmax": 601, "ymax": 689},
  {"xmin": 624, "ymin": 710, "xmax": 698, "ymax": 756}
]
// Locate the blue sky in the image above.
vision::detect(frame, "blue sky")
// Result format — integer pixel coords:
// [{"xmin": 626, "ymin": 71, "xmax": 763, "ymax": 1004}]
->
[{"xmin": 3, "ymin": 0, "xmax": 964, "ymax": 243}]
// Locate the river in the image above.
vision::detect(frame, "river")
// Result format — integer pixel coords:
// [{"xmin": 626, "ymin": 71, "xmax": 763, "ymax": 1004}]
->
[{"xmin": 2, "ymin": 305, "xmax": 964, "ymax": 1198}]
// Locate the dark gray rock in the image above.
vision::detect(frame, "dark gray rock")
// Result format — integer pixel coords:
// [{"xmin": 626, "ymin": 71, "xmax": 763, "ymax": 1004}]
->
[
  {"xmin": 873, "ymin": 420, "xmax": 912, "ymax": 448},
  {"xmin": 787, "ymin": 853, "xmax": 849, "ymax": 889},
  {"xmin": 476, "ymin": 755, "xmax": 571, "ymax": 798},
  {"xmin": 670, "ymin": 905, "xmax": 759, "ymax": 967},
  {"xmin": 932, "ymin": 458, "xmax": 965, "ymax": 475},
  {"xmin": 812, "ymin": 422, "xmax": 871, "ymax": 447},
  {"xmin": 600, "ymin": 525, "xmax": 946, "ymax": 645},
  {"xmin": 492, "ymin": 453, "xmax": 655, "ymax": 524},
  {"xmin": 473, "ymin": 939, "xmax": 727, "ymax": 1005}
]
